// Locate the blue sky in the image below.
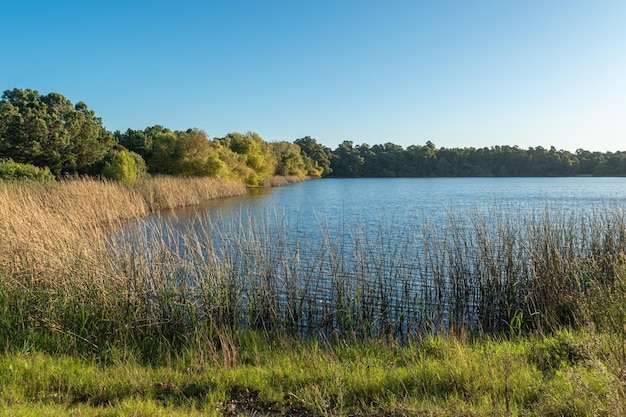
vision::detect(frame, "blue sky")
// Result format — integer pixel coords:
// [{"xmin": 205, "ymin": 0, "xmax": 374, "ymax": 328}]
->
[{"xmin": 3, "ymin": 1, "xmax": 625, "ymax": 152}]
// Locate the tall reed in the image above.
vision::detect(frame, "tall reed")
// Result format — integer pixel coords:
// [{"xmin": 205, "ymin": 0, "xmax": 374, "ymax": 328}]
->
[
  {"xmin": 133, "ymin": 175, "xmax": 248, "ymax": 212},
  {"xmin": 2, "ymin": 178, "xmax": 626, "ymax": 361},
  {"xmin": 104, "ymin": 203, "xmax": 626, "ymax": 347},
  {"xmin": 0, "ymin": 176, "xmax": 247, "ymax": 357}
]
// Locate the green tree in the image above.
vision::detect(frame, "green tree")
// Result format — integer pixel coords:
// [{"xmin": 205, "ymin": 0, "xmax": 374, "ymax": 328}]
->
[
  {"xmin": 101, "ymin": 149, "xmax": 145, "ymax": 184},
  {"xmin": 294, "ymin": 136, "xmax": 332, "ymax": 177},
  {"xmin": 146, "ymin": 128, "xmax": 230, "ymax": 178},
  {"xmin": 330, "ymin": 140, "xmax": 365, "ymax": 177},
  {"xmin": 0, "ymin": 88, "xmax": 113, "ymax": 176},
  {"xmin": 174, "ymin": 129, "xmax": 214, "ymax": 177},
  {"xmin": 218, "ymin": 132, "xmax": 277, "ymax": 185},
  {"xmin": 114, "ymin": 128, "xmax": 153, "ymax": 161},
  {"xmin": 272, "ymin": 141, "xmax": 307, "ymax": 178},
  {"xmin": 147, "ymin": 130, "xmax": 179, "ymax": 175}
]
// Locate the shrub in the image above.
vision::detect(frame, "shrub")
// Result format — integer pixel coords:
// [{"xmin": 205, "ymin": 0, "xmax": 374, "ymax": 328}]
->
[
  {"xmin": 0, "ymin": 158, "xmax": 55, "ymax": 183},
  {"xmin": 102, "ymin": 149, "xmax": 146, "ymax": 184}
]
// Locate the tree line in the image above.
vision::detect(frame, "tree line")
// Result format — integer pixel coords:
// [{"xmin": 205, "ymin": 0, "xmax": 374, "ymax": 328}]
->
[
  {"xmin": 1, "ymin": 88, "xmax": 624, "ymax": 183},
  {"xmin": 0, "ymin": 89, "xmax": 331, "ymax": 184},
  {"xmin": 328, "ymin": 140, "xmax": 626, "ymax": 177}
]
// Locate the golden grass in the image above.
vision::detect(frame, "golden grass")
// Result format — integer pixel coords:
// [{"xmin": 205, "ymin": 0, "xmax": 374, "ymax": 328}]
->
[
  {"xmin": 0, "ymin": 176, "xmax": 246, "ymax": 287},
  {"xmin": 260, "ymin": 175, "xmax": 304, "ymax": 187},
  {"xmin": 134, "ymin": 176, "xmax": 248, "ymax": 211}
]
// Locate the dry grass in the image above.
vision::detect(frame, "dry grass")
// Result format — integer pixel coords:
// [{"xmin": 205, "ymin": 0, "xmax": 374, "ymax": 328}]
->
[
  {"xmin": 0, "ymin": 179, "xmax": 138, "ymax": 285},
  {"xmin": 0, "ymin": 176, "xmax": 248, "ymax": 357},
  {"xmin": 260, "ymin": 175, "xmax": 304, "ymax": 187},
  {"xmin": 0, "ymin": 176, "xmax": 246, "ymax": 286},
  {"xmin": 1, "ymin": 178, "xmax": 626, "ymax": 415},
  {"xmin": 134, "ymin": 175, "xmax": 248, "ymax": 211},
  {"xmin": 1, "ymin": 176, "xmax": 626, "ymax": 364}
]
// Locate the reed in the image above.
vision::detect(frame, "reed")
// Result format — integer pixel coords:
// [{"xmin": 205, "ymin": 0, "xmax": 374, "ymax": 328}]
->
[
  {"xmin": 260, "ymin": 175, "xmax": 304, "ymax": 187},
  {"xmin": 133, "ymin": 175, "xmax": 248, "ymax": 211},
  {"xmin": 1, "ymin": 178, "xmax": 626, "ymax": 363}
]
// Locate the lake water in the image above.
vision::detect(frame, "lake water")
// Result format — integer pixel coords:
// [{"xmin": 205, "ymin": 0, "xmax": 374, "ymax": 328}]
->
[
  {"xmin": 156, "ymin": 177, "xmax": 626, "ymax": 234},
  {"xmin": 122, "ymin": 177, "xmax": 626, "ymax": 337}
]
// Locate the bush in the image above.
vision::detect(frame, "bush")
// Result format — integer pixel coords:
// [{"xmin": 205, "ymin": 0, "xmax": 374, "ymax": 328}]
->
[
  {"xmin": 0, "ymin": 159, "xmax": 55, "ymax": 183},
  {"xmin": 101, "ymin": 149, "xmax": 146, "ymax": 184}
]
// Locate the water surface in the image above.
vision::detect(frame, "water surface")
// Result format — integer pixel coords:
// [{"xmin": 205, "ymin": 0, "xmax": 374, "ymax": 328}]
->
[{"xmin": 156, "ymin": 177, "xmax": 626, "ymax": 233}]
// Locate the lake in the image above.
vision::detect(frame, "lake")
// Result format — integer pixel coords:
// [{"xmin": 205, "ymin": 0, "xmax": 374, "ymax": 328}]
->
[
  {"xmin": 120, "ymin": 177, "xmax": 626, "ymax": 337},
  {"xmin": 152, "ymin": 177, "xmax": 626, "ymax": 242}
]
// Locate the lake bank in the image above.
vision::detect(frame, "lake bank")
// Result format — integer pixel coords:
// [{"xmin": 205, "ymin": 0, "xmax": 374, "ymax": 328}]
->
[
  {"xmin": 1, "ymin": 177, "xmax": 626, "ymax": 414},
  {"xmin": 1, "ymin": 329, "xmax": 623, "ymax": 416}
]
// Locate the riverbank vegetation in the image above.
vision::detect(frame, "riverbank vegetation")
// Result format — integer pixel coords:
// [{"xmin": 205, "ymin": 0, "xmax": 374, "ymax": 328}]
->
[
  {"xmin": 1, "ymin": 178, "xmax": 626, "ymax": 414},
  {"xmin": 0, "ymin": 89, "xmax": 327, "ymax": 186},
  {"xmin": 2, "ymin": 87, "xmax": 626, "ymax": 414},
  {"xmin": 2, "ymin": 88, "xmax": 626, "ymax": 188},
  {"xmin": 1, "ymin": 330, "xmax": 623, "ymax": 416}
]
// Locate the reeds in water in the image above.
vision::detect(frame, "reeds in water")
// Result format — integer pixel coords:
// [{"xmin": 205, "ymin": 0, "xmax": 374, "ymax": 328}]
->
[
  {"xmin": 260, "ymin": 175, "xmax": 304, "ymax": 187},
  {"xmin": 106, "ymin": 204, "xmax": 626, "ymax": 345},
  {"xmin": 2, "ymin": 179, "xmax": 626, "ymax": 360}
]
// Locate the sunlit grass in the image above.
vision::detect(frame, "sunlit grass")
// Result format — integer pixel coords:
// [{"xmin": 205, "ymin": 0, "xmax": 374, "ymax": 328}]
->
[
  {"xmin": 1, "ymin": 178, "xmax": 626, "ymax": 414},
  {"xmin": 0, "ymin": 331, "xmax": 623, "ymax": 416}
]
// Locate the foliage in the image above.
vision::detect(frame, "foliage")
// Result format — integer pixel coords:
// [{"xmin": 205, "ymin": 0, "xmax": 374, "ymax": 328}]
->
[
  {"xmin": 331, "ymin": 140, "xmax": 365, "ymax": 177},
  {"xmin": 0, "ymin": 158, "xmax": 55, "ymax": 183},
  {"xmin": 146, "ymin": 129, "xmax": 181, "ymax": 175},
  {"xmin": 329, "ymin": 141, "xmax": 626, "ymax": 177},
  {"xmin": 272, "ymin": 141, "xmax": 308, "ymax": 178},
  {"xmin": 101, "ymin": 148, "xmax": 146, "ymax": 184},
  {"xmin": 114, "ymin": 128, "xmax": 153, "ymax": 161},
  {"xmin": 134, "ymin": 128, "xmax": 274, "ymax": 182},
  {"xmin": 0, "ymin": 88, "xmax": 113, "ymax": 176},
  {"xmin": 217, "ymin": 132, "xmax": 277, "ymax": 185},
  {"xmin": 294, "ymin": 136, "xmax": 333, "ymax": 177}
]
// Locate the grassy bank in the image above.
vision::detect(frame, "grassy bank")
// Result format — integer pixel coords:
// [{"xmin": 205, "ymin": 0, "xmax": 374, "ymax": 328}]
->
[
  {"xmin": 0, "ymin": 330, "xmax": 624, "ymax": 416},
  {"xmin": 1, "ymin": 178, "xmax": 626, "ymax": 414}
]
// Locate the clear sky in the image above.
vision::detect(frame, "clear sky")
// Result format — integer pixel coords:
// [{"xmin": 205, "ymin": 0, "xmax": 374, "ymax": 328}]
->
[{"xmin": 2, "ymin": 1, "xmax": 625, "ymax": 152}]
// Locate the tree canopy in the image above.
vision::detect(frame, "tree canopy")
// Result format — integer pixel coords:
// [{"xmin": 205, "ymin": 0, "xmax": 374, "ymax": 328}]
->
[
  {"xmin": 294, "ymin": 136, "xmax": 333, "ymax": 177},
  {"xmin": 216, "ymin": 132, "xmax": 277, "ymax": 186},
  {"xmin": 1, "ymin": 87, "xmax": 625, "ymax": 183},
  {"xmin": 327, "ymin": 142, "xmax": 626, "ymax": 178},
  {"xmin": 0, "ymin": 89, "xmax": 113, "ymax": 176}
]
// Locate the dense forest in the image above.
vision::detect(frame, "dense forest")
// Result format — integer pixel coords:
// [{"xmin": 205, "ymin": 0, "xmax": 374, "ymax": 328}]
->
[
  {"xmin": 1, "ymin": 88, "xmax": 625, "ymax": 183},
  {"xmin": 329, "ymin": 140, "xmax": 626, "ymax": 177}
]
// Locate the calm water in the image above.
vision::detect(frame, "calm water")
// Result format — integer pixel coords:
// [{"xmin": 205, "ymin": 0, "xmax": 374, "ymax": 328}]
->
[{"xmin": 156, "ymin": 177, "xmax": 626, "ymax": 234}]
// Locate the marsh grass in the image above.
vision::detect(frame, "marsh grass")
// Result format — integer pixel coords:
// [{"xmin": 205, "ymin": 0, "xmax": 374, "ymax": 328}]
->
[
  {"xmin": 260, "ymin": 175, "xmax": 304, "ymax": 187},
  {"xmin": 0, "ymin": 176, "xmax": 247, "ymax": 357},
  {"xmin": 2, "ymin": 178, "xmax": 626, "ymax": 414},
  {"xmin": 3, "ymin": 178, "xmax": 626, "ymax": 359},
  {"xmin": 133, "ymin": 175, "xmax": 248, "ymax": 211}
]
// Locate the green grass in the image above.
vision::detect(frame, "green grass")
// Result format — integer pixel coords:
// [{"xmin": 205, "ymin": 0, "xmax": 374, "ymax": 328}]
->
[
  {"xmin": 0, "ymin": 330, "xmax": 624, "ymax": 416},
  {"xmin": 2, "ymin": 179, "xmax": 626, "ymax": 414}
]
